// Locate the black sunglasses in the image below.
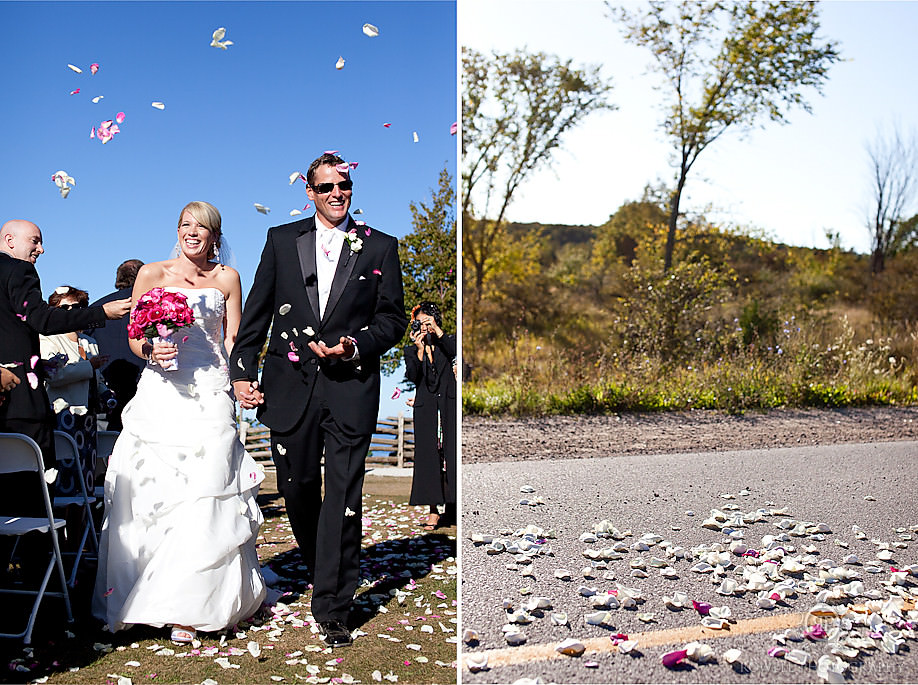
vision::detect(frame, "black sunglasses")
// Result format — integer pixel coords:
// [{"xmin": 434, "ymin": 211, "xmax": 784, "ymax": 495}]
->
[
  {"xmin": 310, "ymin": 180, "xmax": 353, "ymax": 194},
  {"xmin": 59, "ymin": 303, "xmax": 86, "ymax": 310}
]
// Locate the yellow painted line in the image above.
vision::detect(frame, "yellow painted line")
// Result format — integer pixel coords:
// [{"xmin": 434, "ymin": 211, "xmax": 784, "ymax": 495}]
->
[{"xmin": 466, "ymin": 611, "xmax": 807, "ymax": 669}]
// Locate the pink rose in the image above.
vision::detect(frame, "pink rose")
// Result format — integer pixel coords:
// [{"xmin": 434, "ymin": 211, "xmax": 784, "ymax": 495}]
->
[{"xmin": 146, "ymin": 305, "xmax": 165, "ymax": 322}]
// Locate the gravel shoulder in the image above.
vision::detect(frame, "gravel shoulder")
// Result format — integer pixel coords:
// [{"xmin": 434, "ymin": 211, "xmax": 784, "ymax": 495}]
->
[{"xmin": 462, "ymin": 406, "xmax": 918, "ymax": 463}]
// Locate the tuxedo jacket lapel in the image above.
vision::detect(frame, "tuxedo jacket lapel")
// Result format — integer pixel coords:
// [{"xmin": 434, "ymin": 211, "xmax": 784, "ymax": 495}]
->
[{"xmin": 295, "ymin": 222, "xmax": 321, "ymax": 322}]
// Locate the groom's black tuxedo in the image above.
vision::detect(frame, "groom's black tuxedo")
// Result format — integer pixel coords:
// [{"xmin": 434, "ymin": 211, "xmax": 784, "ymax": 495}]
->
[{"xmin": 231, "ymin": 214, "xmax": 407, "ymax": 622}]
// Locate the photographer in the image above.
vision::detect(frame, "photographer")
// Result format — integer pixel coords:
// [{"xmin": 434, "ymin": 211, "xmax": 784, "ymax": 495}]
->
[{"xmin": 405, "ymin": 302, "xmax": 456, "ymax": 530}]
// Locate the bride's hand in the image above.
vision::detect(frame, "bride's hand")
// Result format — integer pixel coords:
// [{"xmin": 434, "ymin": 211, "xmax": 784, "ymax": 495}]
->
[{"xmin": 151, "ymin": 340, "xmax": 178, "ymax": 366}]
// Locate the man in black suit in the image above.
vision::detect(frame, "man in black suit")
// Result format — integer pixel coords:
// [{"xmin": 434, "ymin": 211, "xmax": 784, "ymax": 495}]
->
[
  {"xmin": 0, "ymin": 219, "xmax": 130, "ymax": 516},
  {"xmin": 90, "ymin": 259, "xmax": 145, "ymax": 430},
  {"xmin": 231, "ymin": 154, "xmax": 407, "ymax": 647}
]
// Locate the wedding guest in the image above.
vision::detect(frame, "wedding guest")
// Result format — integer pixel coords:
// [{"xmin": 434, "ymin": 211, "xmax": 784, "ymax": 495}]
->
[
  {"xmin": 91, "ymin": 259, "xmax": 145, "ymax": 430},
  {"xmin": 404, "ymin": 302, "xmax": 456, "ymax": 530},
  {"xmin": 0, "ymin": 219, "xmax": 128, "ymax": 577},
  {"xmin": 40, "ymin": 285, "xmax": 111, "ymax": 498}
]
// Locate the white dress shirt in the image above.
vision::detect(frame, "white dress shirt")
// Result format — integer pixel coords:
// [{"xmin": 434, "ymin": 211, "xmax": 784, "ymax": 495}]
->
[{"xmin": 314, "ymin": 214, "xmax": 348, "ymax": 319}]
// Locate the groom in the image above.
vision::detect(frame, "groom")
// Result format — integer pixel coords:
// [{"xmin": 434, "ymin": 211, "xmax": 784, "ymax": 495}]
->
[{"xmin": 231, "ymin": 153, "xmax": 407, "ymax": 647}]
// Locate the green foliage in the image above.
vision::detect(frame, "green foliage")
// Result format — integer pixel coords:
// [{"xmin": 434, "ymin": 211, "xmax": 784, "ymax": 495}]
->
[
  {"xmin": 462, "ymin": 46, "xmax": 615, "ymax": 356},
  {"xmin": 614, "ymin": 0, "xmax": 841, "ymax": 270},
  {"xmin": 381, "ymin": 166, "xmax": 456, "ymax": 375},
  {"xmin": 739, "ymin": 300, "xmax": 777, "ymax": 346}
]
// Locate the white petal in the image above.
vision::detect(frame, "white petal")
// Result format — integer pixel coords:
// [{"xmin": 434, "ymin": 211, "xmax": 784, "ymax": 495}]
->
[
  {"xmin": 362, "ymin": 23, "xmax": 379, "ymax": 37},
  {"xmin": 254, "ymin": 203, "xmax": 270, "ymax": 214},
  {"xmin": 412, "ymin": 131, "xmax": 419, "ymax": 143},
  {"xmin": 278, "ymin": 303, "xmax": 292, "ymax": 315},
  {"xmin": 92, "ymin": 95, "xmax": 104, "ymax": 103},
  {"xmin": 335, "ymin": 56, "xmax": 346, "ymax": 70},
  {"xmin": 151, "ymin": 102, "xmax": 165, "ymax": 110},
  {"xmin": 67, "ymin": 63, "xmax": 82, "ymax": 73},
  {"xmin": 289, "ymin": 209, "xmax": 302, "ymax": 216},
  {"xmin": 556, "ymin": 638, "xmax": 585, "ymax": 656}
]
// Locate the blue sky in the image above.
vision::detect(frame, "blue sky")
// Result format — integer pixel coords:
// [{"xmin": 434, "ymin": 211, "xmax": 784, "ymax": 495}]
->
[
  {"xmin": 462, "ymin": 0, "xmax": 918, "ymax": 254},
  {"xmin": 2, "ymin": 0, "xmax": 457, "ymax": 418}
]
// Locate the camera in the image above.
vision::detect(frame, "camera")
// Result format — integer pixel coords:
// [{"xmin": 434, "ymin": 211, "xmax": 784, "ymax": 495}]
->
[{"xmin": 410, "ymin": 320, "xmax": 422, "ymax": 334}]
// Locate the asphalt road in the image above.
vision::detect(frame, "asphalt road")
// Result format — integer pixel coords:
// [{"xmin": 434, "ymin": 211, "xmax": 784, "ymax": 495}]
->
[{"xmin": 461, "ymin": 441, "xmax": 918, "ymax": 683}]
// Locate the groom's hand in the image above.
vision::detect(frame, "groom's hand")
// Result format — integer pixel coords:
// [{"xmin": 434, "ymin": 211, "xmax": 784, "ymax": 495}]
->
[
  {"xmin": 309, "ymin": 336, "xmax": 355, "ymax": 360},
  {"xmin": 233, "ymin": 379, "xmax": 264, "ymax": 409}
]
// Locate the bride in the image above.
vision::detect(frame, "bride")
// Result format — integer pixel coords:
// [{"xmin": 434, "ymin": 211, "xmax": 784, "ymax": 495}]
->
[{"xmin": 93, "ymin": 201, "xmax": 265, "ymax": 643}]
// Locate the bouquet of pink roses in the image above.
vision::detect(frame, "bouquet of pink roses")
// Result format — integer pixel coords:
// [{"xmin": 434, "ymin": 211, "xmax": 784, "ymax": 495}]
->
[{"xmin": 127, "ymin": 288, "xmax": 195, "ymax": 371}]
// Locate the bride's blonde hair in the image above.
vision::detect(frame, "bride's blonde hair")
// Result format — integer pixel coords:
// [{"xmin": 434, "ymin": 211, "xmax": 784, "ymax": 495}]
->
[{"xmin": 178, "ymin": 201, "xmax": 222, "ymax": 259}]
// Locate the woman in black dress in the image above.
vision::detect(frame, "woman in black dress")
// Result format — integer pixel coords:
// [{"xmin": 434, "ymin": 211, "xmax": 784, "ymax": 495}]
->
[{"xmin": 405, "ymin": 302, "xmax": 456, "ymax": 530}]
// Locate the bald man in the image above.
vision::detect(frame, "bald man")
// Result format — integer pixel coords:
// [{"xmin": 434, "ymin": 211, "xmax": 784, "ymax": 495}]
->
[{"xmin": 0, "ymin": 220, "xmax": 129, "ymax": 517}]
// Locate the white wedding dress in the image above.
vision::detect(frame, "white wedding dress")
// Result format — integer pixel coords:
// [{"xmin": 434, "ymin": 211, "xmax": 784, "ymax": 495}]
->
[{"xmin": 93, "ymin": 287, "xmax": 266, "ymax": 632}]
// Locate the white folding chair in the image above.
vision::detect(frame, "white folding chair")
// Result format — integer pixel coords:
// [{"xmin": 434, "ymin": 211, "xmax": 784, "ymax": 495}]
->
[
  {"xmin": 0, "ymin": 433, "xmax": 73, "ymax": 644},
  {"xmin": 52, "ymin": 431, "xmax": 98, "ymax": 587}
]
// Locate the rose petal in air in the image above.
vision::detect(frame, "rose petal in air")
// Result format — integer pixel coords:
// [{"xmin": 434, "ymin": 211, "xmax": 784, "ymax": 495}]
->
[
  {"xmin": 90, "ymin": 127, "xmax": 96, "ymax": 138},
  {"xmin": 278, "ymin": 304, "xmax": 292, "ymax": 316},
  {"xmin": 383, "ymin": 123, "xmax": 391, "ymax": 128},
  {"xmin": 412, "ymin": 131, "xmax": 419, "ymax": 143},
  {"xmin": 92, "ymin": 95, "xmax": 103, "ymax": 103},
  {"xmin": 335, "ymin": 163, "xmax": 349, "ymax": 173},
  {"xmin": 373, "ymin": 269, "xmax": 382, "ymax": 275},
  {"xmin": 325, "ymin": 150, "xmax": 339, "ymax": 155},
  {"xmin": 69, "ymin": 89, "xmax": 80, "ymax": 95},
  {"xmin": 103, "ymin": 587, "xmax": 114, "ymax": 597},
  {"xmin": 362, "ymin": 23, "xmax": 379, "ymax": 37},
  {"xmin": 115, "ymin": 112, "xmax": 125, "ymax": 124},
  {"xmin": 67, "ymin": 63, "xmax": 82, "ymax": 73},
  {"xmin": 182, "ymin": 336, "xmax": 189, "ymax": 343},
  {"xmin": 26, "ymin": 372, "xmax": 38, "ymax": 389},
  {"xmin": 254, "ymin": 203, "xmax": 270, "ymax": 214},
  {"xmin": 30, "ymin": 355, "xmax": 39, "ymax": 369},
  {"xmin": 335, "ymin": 56, "xmax": 345, "ymax": 70},
  {"xmin": 289, "ymin": 209, "xmax": 302, "ymax": 216},
  {"xmin": 151, "ymin": 102, "xmax": 165, "ymax": 110},
  {"xmin": 349, "ymin": 162, "xmax": 358, "ymax": 169},
  {"xmin": 90, "ymin": 63, "xmax": 99, "ymax": 75},
  {"xmin": 391, "ymin": 388, "xmax": 401, "ymax": 400},
  {"xmin": 450, "ymin": 121, "xmax": 457, "ymax": 135},
  {"xmin": 365, "ymin": 228, "xmax": 371, "ymax": 236}
]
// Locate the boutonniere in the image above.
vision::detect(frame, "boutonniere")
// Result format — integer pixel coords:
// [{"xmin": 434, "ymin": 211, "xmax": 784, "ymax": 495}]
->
[{"xmin": 345, "ymin": 229, "xmax": 363, "ymax": 253}]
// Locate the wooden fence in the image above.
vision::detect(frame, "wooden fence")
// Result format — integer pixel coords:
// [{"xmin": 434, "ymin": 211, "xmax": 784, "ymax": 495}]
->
[{"xmin": 240, "ymin": 414, "xmax": 415, "ymax": 468}]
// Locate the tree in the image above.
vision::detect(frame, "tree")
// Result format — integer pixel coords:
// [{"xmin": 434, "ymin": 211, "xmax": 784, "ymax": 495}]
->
[
  {"xmin": 462, "ymin": 47, "xmax": 614, "ymax": 353},
  {"xmin": 865, "ymin": 124, "xmax": 918, "ymax": 274},
  {"xmin": 614, "ymin": 1, "xmax": 841, "ymax": 271},
  {"xmin": 385, "ymin": 165, "xmax": 456, "ymax": 374}
]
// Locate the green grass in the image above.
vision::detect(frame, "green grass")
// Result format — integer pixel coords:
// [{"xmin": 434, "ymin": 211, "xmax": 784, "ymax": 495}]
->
[{"xmin": 0, "ymin": 494, "xmax": 458, "ymax": 685}]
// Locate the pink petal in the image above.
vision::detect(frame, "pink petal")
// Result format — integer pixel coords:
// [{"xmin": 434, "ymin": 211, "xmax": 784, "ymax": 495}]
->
[
  {"xmin": 609, "ymin": 633, "xmax": 629, "ymax": 645},
  {"xmin": 450, "ymin": 121, "xmax": 457, "ymax": 135},
  {"xmin": 383, "ymin": 123, "xmax": 391, "ymax": 128},
  {"xmin": 26, "ymin": 372, "xmax": 38, "ymax": 389},
  {"xmin": 115, "ymin": 112, "xmax": 125, "ymax": 124},
  {"xmin": 373, "ymin": 269, "xmax": 382, "ymax": 275},
  {"xmin": 16, "ymin": 313, "xmax": 26, "ymax": 321},
  {"xmin": 804, "ymin": 624, "xmax": 827, "ymax": 640},
  {"xmin": 287, "ymin": 352, "xmax": 299, "ymax": 363},
  {"xmin": 355, "ymin": 220, "xmax": 366, "ymax": 226},
  {"xmin": 692, "ymin": 601, "xmax": 711, "ymax": 616},
  {"xmin": 69, "ymin": 88, "xmax": 80, "ymax": 95},
  {"xmin": 302, "ymin": 203, "xmax": 311, "ymax": 210},
  {"xmin": 324, "ymin": 150, "xmax": 339, "ymax": 155},
  {"xmin": 335, "ymin": 163, "xmax": 349, "ymax": 173},
  {"xmin": 182, "ymin": 336, "xmax": 189, "ymax": 343},
  {"xmin": 100, "ymin": 120, "xmax": 113, "ymax": 129},
  {"xmin": 661, "ymin": 649, "xmax": 688, "ymax": 669},
  {"xmin": 90, "ymin": 63, "xmax": 99, "ymax": 75},
  {"xmin": 390, "ymin": 387, "xmax": 401, "ymax": 399},
  {"xmin": 349, "ymin": 162, "xmax": 358, "ymax": 169},
  {"xmin": 103, "ymin": 587, "xmax": 114, "ymax": 597},
  {"xmin": 90, "ymin": 126, "xmax": 96, "ymax": 139},
  {"xmin": 30, "ymin": 355, "xmax": 39, "ymax": 369}
]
